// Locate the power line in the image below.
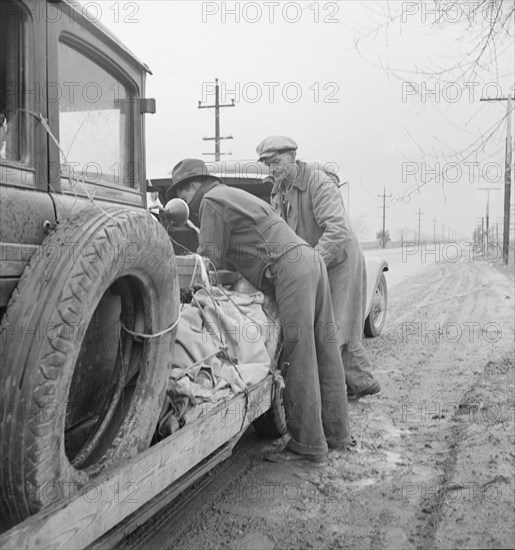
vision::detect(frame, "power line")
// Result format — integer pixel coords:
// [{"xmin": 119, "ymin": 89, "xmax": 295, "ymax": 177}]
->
[
  {"xmin": 479, "ymin": 93, "xmax": 514, "ymax": 265},
  {"xmin": 198, "ymin": 78, "xmax": 235, "ymax": 161},
  {"xmin": 377, "ymin": 186, "xmax": 392, "ymax": 248},
  {"xmin": 477, "ymin": 187, "xmax": 502, "ymax": 246},
  {"xmin": 416, "ymin": 208, "xmax": 423, "ymax": 245}
]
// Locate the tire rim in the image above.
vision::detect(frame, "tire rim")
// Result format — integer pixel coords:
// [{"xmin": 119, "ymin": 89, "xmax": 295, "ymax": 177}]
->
[
  {"xmin": 370, "ymin": 278, "xmax": 386, "ymax": 328},
  {"xmin": 64, "ymin": 276, "xmax": 146, "ymax": 470}
]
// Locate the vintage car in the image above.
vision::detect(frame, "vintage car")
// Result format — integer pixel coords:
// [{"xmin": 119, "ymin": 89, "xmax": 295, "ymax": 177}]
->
[{"xmin": 0, "ymin": 1, "xmax": 386, "ymax": 546}]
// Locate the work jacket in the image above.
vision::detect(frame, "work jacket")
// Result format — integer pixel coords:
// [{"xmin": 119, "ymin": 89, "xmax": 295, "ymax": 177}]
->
[
  {"xmin": 270, "ymin": 161, "xmax": 367, "ymax": 344},
  {"xmin": 197, "ymin": 185, "xmax": 312, "ymax": 291},
  {"xmin": 271, "ymin": 161, "xmax": 350, "ymax": 268}
]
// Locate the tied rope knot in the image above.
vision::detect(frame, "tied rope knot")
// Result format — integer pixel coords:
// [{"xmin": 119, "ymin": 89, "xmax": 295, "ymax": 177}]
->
[{"xmin": 216, "ymin": 345, "xmax": 239, "ymax": 365}]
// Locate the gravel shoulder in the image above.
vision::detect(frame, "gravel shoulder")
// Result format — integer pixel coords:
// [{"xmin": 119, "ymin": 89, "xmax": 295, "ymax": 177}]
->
[{"xmin": 119, "ymin": 257, "xmax": 514, "ymax": 550}]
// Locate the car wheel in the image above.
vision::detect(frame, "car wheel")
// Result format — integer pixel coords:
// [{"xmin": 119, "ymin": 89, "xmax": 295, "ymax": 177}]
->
[
  {"xmin": 0, "ymin": 206, "xmax": 179, "ymax": 526},
  {"xmin": 364, "ymin": 272, "xmax": 387, "ymax": 338},
  {"xmin": 252, "ymin": 373, "xmax": 287, "ymax": 439}
]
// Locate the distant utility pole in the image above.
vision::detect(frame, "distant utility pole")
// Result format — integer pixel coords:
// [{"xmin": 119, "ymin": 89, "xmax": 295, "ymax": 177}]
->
[
  {"xmin": 416, "ymin": 208, "xmax": 423, "ymax": 245},
  {"xmin": 377, "ymin": 186, "xmax": 392, "ymax": 248},
  {"xmin": 480, "ymin": 92, "xmax": 514, "ymax": 265},
  {"xmin": 477, "ymin": 187, "xmax": 501, "ymax": 245},
  {"xmin": 474, "ymin": 217, "xmax": 482, "ymax": 247},
  {"xmin": 432, "ymin": 217, "xmax": 437, "ymax": 244},
  {"xmin": 198, "ymin": 78, "xmax": 235, "ymax": 161},
  {"xmin": 441, "ymin": 223, "xmax": 445, "ymax": 243}
]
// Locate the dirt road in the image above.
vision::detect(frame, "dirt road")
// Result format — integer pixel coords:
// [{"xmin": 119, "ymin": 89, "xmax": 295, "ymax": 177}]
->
[{"xmin": 118, "ymin": 257, "xmax": 514, "ymax": 549}]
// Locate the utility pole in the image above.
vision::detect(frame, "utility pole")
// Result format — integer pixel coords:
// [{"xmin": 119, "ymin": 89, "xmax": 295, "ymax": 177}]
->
[
  {"xmin": 432, "ymin": 217, "xmax": 437, "ymax": 244},
  {"xmin": 496, "ymin": 216, "xmax": 503, "ymax": 245},
  {"xmin": 441, "ymin": 223, "xmax": 445, "ymax": 243},
  {"xmin": 377, "ymin": 186, "xmax": 391, "ymax": 248},
  {"xmin": 480, "ymin": 92, "xmax": 514, "ymax": 265},
  {"xmin": 416, "ymin": 208, "xmax": 423, "ymax": 245},
  {"xmin": 477, "ymin": 187, "xmax": 501, "ymax": 246},
  {"xmin": 198, "ymin": 78, "xmax": 235, "ymax": 161}
]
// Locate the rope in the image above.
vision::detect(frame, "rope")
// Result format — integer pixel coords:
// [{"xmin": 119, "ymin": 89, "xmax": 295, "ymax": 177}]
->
[
  {"xmin": 122, "ymin": 310, "xmax": 181, "ymax": 339},
  {"xmin": 190, "ymin": 253, "xmax": 211, "ymax": 288},
  {"xmin": 206, "ymin": 282, "xmax": 264, "ymax": 326},
  {"xmin": 272, "ymin": 369, "xmax": 285, "ymax": 390},
  {"xmin": 192, "ymin": 286, "xmax": 225, "ymax": 348},
  {"xmin": 185, "ymin": 346, "xmax": 226, "ymax": 370},
  {"xmin": 239, "ymin": 386, "xmax": 250, "ymax": 433},
  {"xmin": 199, "ymin": 258, "xmax": 267, "ymax": 326}
]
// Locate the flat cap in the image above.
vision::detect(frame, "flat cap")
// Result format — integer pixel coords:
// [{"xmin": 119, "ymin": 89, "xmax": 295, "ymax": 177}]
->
[{"xmin": 256, "ymin": 135, "xmax": 298, "ymax": 161}]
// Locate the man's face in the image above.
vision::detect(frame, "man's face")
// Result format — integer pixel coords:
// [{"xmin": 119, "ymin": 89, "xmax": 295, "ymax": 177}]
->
[
  {"xmin": 175, "ymin": 180, "xmax": 201, "ymax": 204},
  {"xmin": 264, "ymin": 151, "xmax": 296, "ymax": 184}
]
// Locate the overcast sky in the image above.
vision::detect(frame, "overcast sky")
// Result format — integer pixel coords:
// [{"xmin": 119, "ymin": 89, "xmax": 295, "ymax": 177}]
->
[{"xmin": 95, "ymin": 1, "xmax": 514, "ymax": 242}]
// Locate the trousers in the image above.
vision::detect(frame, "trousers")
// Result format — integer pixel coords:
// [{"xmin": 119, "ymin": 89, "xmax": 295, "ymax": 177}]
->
[
  {"xmin": 268, "ymin": 249, "xmax": 351, "ymax": 455},
  {"xmin": 327, "ymin": 251, "xmax": 376, "ymax": 393},
  {"xmin": 341, "ymin": 340, "xmax": 375, "ymax": 392}
]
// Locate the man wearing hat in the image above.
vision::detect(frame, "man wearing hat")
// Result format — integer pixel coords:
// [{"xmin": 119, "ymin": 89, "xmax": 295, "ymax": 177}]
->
[
  {"xmin": 256, "ymin": 136, "xmax": 380, "ymax": 399},
  {"xmin": 170, "ymin": 158, "xmax": 353, "ymax": 463}
]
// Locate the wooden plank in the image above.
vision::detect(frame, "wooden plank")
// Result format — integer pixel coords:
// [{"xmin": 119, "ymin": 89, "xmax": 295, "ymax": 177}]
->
[
  {"xmin": 0, "ymin": 377, "xmax": 273, "ymax": 550},
  {"xmin": 88, "ymin": 439, "xmax": 237, "ymax": 549}
]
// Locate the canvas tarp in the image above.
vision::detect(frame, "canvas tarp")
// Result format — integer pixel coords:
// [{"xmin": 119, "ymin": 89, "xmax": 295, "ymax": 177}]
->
[{"xmin": 156, "ymin": 286, "xmax": 280, "ymax": 439}]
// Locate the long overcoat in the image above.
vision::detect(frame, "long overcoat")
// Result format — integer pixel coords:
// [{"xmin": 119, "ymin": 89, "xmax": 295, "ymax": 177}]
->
[{"xmin": 270, "ymin": 160, "xmax": 367, "ymax": 344}]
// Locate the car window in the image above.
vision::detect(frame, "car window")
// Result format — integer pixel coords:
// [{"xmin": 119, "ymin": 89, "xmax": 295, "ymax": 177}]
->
[
  {"xmin": 58, "ymin": 40, "xmax": 133, "ymax": 187},
  {"xmin": 0, "ymin": 0, "xmax": 31, "ymax": 168}
]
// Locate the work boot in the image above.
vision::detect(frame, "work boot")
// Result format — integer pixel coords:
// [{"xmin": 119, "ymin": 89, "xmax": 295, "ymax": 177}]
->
[
  {"xmin": 347, "ymin": 380, "xmax": 381, "ymax": 399},
  {"xmin": 263, "ymin": 444, "xmax": 326, "ymax": 464}
]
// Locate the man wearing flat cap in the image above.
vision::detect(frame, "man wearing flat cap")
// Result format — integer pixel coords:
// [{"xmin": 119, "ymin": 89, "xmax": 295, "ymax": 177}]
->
[
  {"xmin": 257, "ymin": 136, "xmax": 380, "ymax": 399},
  {"xmin": 169, "ymin": 158, "xmax": 353, "ymax": 463}
]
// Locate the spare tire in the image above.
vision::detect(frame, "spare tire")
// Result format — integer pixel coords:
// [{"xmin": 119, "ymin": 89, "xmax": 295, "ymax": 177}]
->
[{"xmin": 0, "ymin": 205, "xmax": 179, "ymax": 526}]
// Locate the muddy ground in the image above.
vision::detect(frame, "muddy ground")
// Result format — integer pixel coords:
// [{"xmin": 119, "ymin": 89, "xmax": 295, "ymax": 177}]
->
[{"xmin": 119, "ymin": 256, "xmax": 514, "ymax": 550}]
